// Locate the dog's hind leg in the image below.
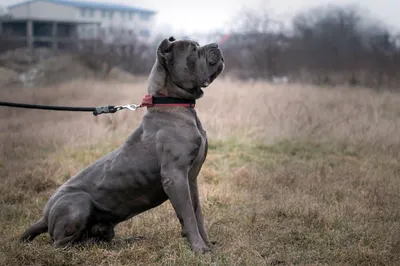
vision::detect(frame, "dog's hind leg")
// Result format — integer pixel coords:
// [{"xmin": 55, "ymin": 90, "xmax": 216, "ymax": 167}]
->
[
  {"xmin": 19, "ymin": 217, "xmax": 48, "ymax": 242},
  {"xmin": 88, "ymin": 223, "xmax": 115, "ymax": 243},
  {"xmin": 48, "ymin": 192, "xmax": 93, "ymax": 248}
]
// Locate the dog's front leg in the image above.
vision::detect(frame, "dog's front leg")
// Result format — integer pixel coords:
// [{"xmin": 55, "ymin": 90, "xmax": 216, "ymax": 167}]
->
[
  {"xmin": 161, "ymin": 167, "xmax": 210, "ymax": 254},
  {"xmin": 189, "ymin": 180, "xmax": 211, "ymax": 246}
]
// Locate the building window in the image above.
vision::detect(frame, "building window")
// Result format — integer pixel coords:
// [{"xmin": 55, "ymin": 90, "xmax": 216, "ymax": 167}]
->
[
  {"xmin": 120, "ymin": 11, "xmax": 125, "ymax": 19},
  {"xmin": 102, "ymin": 10, "xmax": 107, "ymax": 18},
  {"xmin": 140, "ymin": 13, "xmax": 150, "ymax": 21},
  {"xmin": 89, "ymin": 9, "xmax": 95, "ymax": 17},
  {"xmin": 87, "ymin": 28, "xmax": 94, "ymax": 37},
  {"xmin": 109, "ymin": 11, "xmax": 114, "ymax": 19},
  {"xmin": 80, "ymin": 8, "xmax": 86, "ymax": 17},
  {"xmin": 129, "ymin": 12, "xmax": 134, "ymax": 20}
]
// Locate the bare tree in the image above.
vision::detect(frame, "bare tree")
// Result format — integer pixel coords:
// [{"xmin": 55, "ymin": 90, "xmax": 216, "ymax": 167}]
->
[
  {"xmin": 221, "ymin": 8, "xmax": 287, "ymax": 80},
  {"xmin": 219, "ymin": 4, "xmax": 400, "ymax": 89},
  {"xmin": 77, "ymin": 28, "xmax": 155, "ymax": 77}
]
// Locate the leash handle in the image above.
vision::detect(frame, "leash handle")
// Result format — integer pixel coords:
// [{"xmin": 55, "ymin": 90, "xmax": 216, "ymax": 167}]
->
[{"xmin": 93, "ymin": 106, "xmax": 118, "ymax": 116}]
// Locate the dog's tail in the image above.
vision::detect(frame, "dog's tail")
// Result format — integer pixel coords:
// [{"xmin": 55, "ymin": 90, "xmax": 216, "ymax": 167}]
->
[{"xmin": 19, "ymin": 217, "xmax": 48, "ymax": 242}]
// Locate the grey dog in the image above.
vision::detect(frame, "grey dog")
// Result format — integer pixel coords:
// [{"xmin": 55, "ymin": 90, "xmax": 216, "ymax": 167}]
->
[{"xmin": 19, "ymin": 36, "xmax": 225, "ymax": 254}]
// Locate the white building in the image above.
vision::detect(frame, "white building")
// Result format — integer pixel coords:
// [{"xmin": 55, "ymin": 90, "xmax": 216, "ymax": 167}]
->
[
  {"xmin": 7, "ymin": 0, "xmax": 157, "ymax": 44},
  {"xmin": 0, "ymin": 5, "xmax": 10, "ymax": 17}
]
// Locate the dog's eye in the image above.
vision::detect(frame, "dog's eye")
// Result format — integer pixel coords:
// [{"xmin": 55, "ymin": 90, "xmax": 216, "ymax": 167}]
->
[{"xmin": 192, "ymin": 46, "xmax": 197, "ymax": 52}]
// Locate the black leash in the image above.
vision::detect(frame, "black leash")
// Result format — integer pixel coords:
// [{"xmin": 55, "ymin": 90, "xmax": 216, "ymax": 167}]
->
[
  {"xmin": 0, "ymin": 96, "xmax": 196, "ymax": 116},
  {"xmin": 0, "ymin": 101, "xmax": 118, "ymax": 116}
]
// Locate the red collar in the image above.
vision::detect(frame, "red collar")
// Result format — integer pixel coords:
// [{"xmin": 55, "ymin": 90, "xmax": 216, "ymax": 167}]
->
[{"xmin": 140, "ymin": 95, "xmax": 196, "ymax": 108}]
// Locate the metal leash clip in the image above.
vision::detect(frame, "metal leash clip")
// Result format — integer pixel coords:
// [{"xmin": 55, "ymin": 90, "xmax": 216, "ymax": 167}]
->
[{"xmin": 115, "ymin": 104, "xmax": 142, "ymax": 112}]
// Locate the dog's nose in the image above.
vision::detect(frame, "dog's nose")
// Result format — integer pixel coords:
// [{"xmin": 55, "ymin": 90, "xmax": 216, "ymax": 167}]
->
[{"xmin": 210, "ymin": 43, "xmax": 219, "ymax": 49}]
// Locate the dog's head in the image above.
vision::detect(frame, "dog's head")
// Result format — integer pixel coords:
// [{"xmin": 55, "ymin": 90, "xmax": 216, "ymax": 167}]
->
[{"xmin": 155, "ymin": 36, "xmax": 224, "ymax": 98}]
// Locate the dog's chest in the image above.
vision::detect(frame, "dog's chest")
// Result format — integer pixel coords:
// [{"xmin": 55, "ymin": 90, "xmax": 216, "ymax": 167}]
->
[{"xmin": 189, "ymin": 123, "xmax": 208, "ymax": 180}]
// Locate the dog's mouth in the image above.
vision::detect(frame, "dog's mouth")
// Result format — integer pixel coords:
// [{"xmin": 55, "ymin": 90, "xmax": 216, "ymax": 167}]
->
[
  {"xmin": 201, "ymin": 78, "xmax": 212, "ymax": 88},
  {"xmin": 201, "ymin": 63, "xmax": 224, "ymax": 88}
]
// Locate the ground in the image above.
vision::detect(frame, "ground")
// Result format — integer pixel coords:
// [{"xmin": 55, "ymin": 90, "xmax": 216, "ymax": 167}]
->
[{"xmin": 0, "ymin": 78, "xmax": 400, "ymax": 265}]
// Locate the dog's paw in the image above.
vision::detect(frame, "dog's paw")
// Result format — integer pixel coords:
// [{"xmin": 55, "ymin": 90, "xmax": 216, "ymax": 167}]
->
[{"xmin": 191, "ymin": 243, "xmax": 212, "ymax": 254}]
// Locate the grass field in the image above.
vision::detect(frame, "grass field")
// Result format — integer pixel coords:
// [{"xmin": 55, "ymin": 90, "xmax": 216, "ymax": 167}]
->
[{"xmin": 1, "ymin": 78, "xmax": 400, "ymax": 265}]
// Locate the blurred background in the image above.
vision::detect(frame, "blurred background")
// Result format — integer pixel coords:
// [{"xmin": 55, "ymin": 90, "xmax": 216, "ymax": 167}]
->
[{"xmin": 1, "ymin": 0, "xmax": 399, "ymax": 89}]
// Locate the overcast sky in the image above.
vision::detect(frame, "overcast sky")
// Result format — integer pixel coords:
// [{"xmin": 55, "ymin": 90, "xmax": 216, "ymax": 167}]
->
[{"xmin": 2, "ymin": 0, "xmax": 400, "ymax": 34}]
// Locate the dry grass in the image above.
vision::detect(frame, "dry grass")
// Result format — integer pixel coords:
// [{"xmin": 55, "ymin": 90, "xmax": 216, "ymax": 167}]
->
[{"xmin": 1, "ymin": 77, "xmax": 400, "ymax": 265}]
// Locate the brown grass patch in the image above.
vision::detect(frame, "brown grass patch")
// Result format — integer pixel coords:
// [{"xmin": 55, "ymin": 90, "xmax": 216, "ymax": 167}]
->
[{"xmin": 1, "ymin": 78, "xmax": 400, "ymax": 265}]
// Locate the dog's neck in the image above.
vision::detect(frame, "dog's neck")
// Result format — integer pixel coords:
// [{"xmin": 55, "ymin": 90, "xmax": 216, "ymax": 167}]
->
[{"xmin": 147, "ymin": 60, "xmax": 203, "ymax": 100}]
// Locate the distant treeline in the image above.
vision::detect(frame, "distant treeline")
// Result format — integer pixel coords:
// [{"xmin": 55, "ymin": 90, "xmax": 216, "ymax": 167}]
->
[{"xmin": 218, "ymin": 4, "xmax": 400, "ymax": 89}]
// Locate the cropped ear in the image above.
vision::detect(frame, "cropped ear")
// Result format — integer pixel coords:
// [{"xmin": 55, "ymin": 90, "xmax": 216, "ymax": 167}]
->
[{"xmin": 157, "ymin": 37, "xmax": 175, "ymax": 68}]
